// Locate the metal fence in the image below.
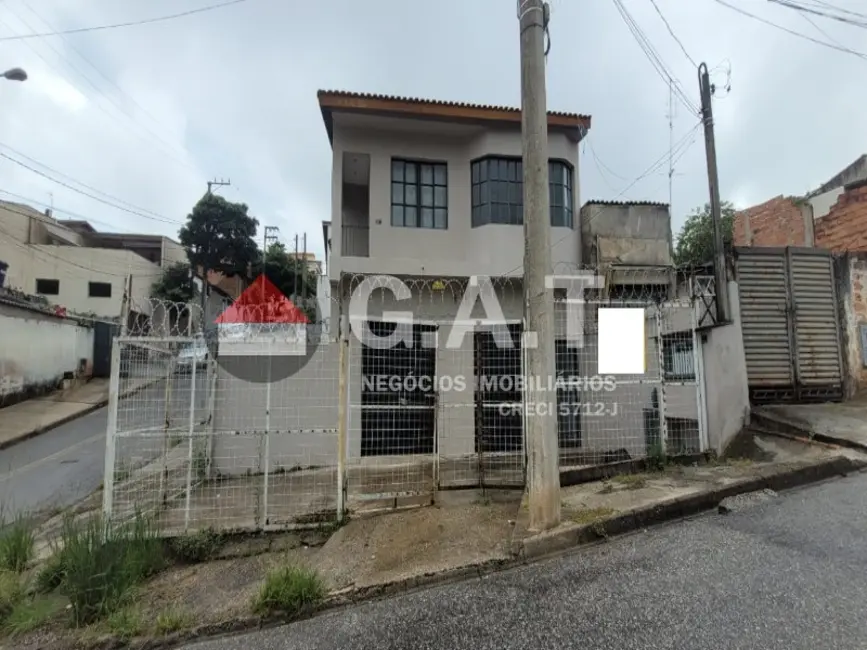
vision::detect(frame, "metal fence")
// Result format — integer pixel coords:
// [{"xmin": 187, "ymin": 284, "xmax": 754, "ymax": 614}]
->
[{"xmin": 103, "ymin": 270, "xmax": 708, "ymax": 535}]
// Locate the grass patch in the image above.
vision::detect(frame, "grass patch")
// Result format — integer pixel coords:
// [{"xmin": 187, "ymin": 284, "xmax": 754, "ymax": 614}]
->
[
  {"xmin": 154, "ymin": 607, "xmax": 194, "ymax": 635},
  {"xmin": 104, "ymin": 606, "xmax": 144, "ymax": 640},
  {"xmin": 1, "ymin": 594, "xmax": 66, "ymax": 638},
  {"xmin": 570, "ymin": 507, "xmax": 616, "ymax": 525},
  {"xmin": 0, "ymin": 570, "xmax": 23, "ymax": 620},
  {"xmin": 168, "ymin": 528, "xmax": 224, "ymax": 564},
  {"xmin": 726, "ymin": 457, "xmax": 754, "ymax": 468},
  {"xmin": 60, "ymin": 512, "xmax": 165, "ymax": 626},
  {"xmin": 34, "ymin": 551, "xmax": 65, "ymax": 594},
  {"xmin": 0, "ymin": 514, "xmax": 35, "ymax": 573},
  {"xmin": 611, "ymin": 474, "xmax": 649, "ymax": 490},
  {"xmin": 251, "ymin": 565, "xmax": 326, "ymax": 617}
]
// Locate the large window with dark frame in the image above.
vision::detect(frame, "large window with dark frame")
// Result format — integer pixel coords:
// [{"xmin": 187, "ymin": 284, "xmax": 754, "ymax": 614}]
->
[
  {"xmin": 391, "ymin": 159, "xmax": 448, "ymax": 229},
  {"xmin": 471, "ymin": 157, "xmax": 573, "ymax": 228}
]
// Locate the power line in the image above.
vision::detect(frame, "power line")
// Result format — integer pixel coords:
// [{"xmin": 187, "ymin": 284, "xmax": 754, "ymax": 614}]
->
[
  {"xmin": 0, "ymin": 142, "xmax": 175, "ymax": 222},
  {"xmin": 767, "ymin": 0, "xmax": 867, "ymax": 28},
  {"xmin": 0, "ymin": 151, "xmax": 183, "ymax": 225},
  {"xmin": 13, "ymin": 0, "xmax": 202, "ymax": 173},
  {"xmin": 648, "ymin": 0, "xmax": 698, "ymax": 67},
  {"xmin": 713, "ymin": 0, "xmax": 867, "ymax": 59},
  {"xmin": 611, "ymin": 0, "xmax": 699, "ymax": 114},
  {"xmin": 0, "ymin": 0, "xmax": 251, "ymax": 42}
]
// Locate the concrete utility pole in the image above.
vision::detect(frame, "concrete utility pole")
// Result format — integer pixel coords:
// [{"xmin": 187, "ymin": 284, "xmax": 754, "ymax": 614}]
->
[
  {"xmin": 518, "ymin": 0, "xmax": 560, "ymax": 532},
  {"xmin": 206, "ymin": 178, "xmax": 231, "ymax": 195},
  {"xmin": 698, "ymin": 63, "xmax": 730, "ymax": 324},
  {"xmin": 301, "ymin": 233, "xmax": 308, "ymax": 310},
  {"xmin": 262, "ymin": 226, "xmax": 280, "ymax": 304}
]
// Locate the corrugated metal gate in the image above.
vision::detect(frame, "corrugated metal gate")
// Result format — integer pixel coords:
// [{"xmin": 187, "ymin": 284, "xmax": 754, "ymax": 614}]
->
[{"xmin": 735, "ymin": 247, "xmax": 844, "ymax": 404}]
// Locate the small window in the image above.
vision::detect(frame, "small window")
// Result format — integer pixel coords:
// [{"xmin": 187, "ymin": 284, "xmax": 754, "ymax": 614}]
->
[
  {"xmin": 391, "ymin": 158, "xmax": 448, "ymax": 229},
  {"xmin": 88, "ymin": 281, "xmax": 112, "ymax": 298},
  {"xmin": 662, "ymin": 333, "xmax": 695, "ymax": 381},
  {"xmin": 35, "ymin": 279, "xmax": 59, "ymax": 295}
]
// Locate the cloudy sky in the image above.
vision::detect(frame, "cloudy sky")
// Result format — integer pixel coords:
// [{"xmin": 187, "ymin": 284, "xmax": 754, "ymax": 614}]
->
[{"xmin": 0, "ymin": 0, "xmax": 863, "ymax": 262}]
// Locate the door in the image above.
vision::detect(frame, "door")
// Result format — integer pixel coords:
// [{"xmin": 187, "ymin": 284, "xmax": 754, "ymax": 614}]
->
[
  {"xmin": 360, "ymin": 321, "xmax": 437, "ymax": 456},
  {"xmin": 93, "ymin": 321, "xmax": 118, "ymax": 378},
  {"xmin": 474, "ymin": 323, "xmax": 523, "ymax": 454}
]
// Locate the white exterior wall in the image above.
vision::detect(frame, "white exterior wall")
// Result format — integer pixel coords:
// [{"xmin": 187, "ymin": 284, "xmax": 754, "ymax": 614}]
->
[
  {"xmin": 0, "ymin": 303, "xmax": 94, "ymax": 402},
  {"xmin": 160, "ymin": 239, "xmax": 188, "ymax": 268},
  {"xmin": 329, "ymin": 123, "xmax": 581, "ymax": 281},
  {"xmin": 0, "ymin": 242, "xmax": 160, "ymax": 318}
]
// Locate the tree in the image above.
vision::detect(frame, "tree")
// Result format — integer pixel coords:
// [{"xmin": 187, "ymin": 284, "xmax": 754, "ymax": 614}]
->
[
  {"xmin": 252, "ymin": 242, "xmax": 319, "ymax": 322},
  {"xmin": 673, "ymin": 201, "xmax": 736, "ymax": 267},
  {"xmin": 178, "ymin": 194, "xmax": 259, "ymax": 279},
  {"xmin": 151, "ymin": 261, "xmax": 194, "ymax": 303}
]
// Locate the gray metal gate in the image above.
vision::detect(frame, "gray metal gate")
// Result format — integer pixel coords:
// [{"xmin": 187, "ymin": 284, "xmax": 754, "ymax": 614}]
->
[{"xmin": 735, "ymin": 247, "xmax": 844, "ymax": 404}]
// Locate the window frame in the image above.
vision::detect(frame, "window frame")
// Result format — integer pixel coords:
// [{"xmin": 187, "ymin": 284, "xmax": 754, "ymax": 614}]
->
[
  {"xmin": 470, "ymin": 156, "xmax": 574, "ymax": 228},
  {"xmin": 390, "ymin": 158, "xmax": 448, "ymax": 230},
  {"xmin": 660, "ymin": 333, "xmax": 696, "ymax": 382},
  {"xmin": 35, "ymin": 278, "xmax": 59, "ymax": 295},
  {"xmin": 88, "ymin": 281, "xmax": 112, "ymax": 298}
]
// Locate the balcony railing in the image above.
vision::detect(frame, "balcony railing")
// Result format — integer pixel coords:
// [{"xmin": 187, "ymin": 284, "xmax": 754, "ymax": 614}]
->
[{"xmin": 341, "ymin": 224, "xmax": 369, "ymax": 258}]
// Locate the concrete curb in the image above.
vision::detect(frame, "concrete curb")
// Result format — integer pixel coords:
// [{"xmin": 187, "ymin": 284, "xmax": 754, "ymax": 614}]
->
[
  {"xmin": 751, "ymin": 409, "xmax": 867, "ymax": 453},
  {"xmin": 62, "ymin": 455, "xmax": 867, "ymax": 650},
  {"xmin": 0, "ymin": 378, "xmax": 162, "ymax": 451}
]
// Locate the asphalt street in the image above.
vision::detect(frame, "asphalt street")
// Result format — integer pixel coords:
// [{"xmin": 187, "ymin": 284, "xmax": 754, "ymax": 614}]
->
[
  {"xmin": 0, "ymin": 374, "xmax": 208, "ymax": 518},
  {"xmin": 184, "ymin": 471, "xmax": 867, "ymax": 650}
]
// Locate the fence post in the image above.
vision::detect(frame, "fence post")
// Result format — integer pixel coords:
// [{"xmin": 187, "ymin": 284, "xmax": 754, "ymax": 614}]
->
[
  {"xmin": 183, "ymin": 353, "xmax": 198, "ymax": 531},
  {"xmin": 102, "ymin": 339, "xmax": 122, "ymax": 522},
  {"xmin": 655, "ymin": 308, "xmax": 668, "ymax": 455},
  {"xmin": 262, "ymin": 346, "xmax": 272, "ymax": 528},
  {"xmin": 336, "ymin": 309, "xmax": 350, "ymax": 522}
]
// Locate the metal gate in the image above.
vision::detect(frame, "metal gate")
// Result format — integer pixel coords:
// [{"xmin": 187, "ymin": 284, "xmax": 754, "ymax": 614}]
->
[{"xmin": 735, "ymin": 247, "xmax": 844, "ymax": 404}]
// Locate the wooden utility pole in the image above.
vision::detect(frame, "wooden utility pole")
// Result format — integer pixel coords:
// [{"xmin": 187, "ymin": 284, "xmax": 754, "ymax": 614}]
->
[
  {"xmin": 518, "ymin": 0, "xmax": 560, "ymax": 532},
  {"xmin": 698, "ymin": 63, "xmax": 730, "ymax": 323}
]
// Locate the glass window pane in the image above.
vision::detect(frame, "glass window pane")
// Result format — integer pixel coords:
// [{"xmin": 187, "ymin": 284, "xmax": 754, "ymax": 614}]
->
[
  {"xmin": 421, "ymin": 164, "xmax": 433, "ymax": 184},
  {"xmin": 565, "ymin": 186, "xmax": 572, "ymax": 209},
  {"xmin": 391, "ymin": 160, "xmax": 404, "ymax": 182},
  {"xmin": 434, "ymin": 208, "xmax": 447, "ymax": 229},
  {"xmin": 472, "ymin": 162, "xmax": 479, "ymax": 184},
  {"xmin": 487, "ymin": 160, "xmax": 498, "ymax": 181},
  {"xmin": 434, "ymin": 186, "xmax": 447, "ymax": 207},
  {"xmin": 392, "ymin": 182, "xmax": 403, "ymax": 205},
  {"xmin": 420, "ymin": 208, "xmax": 434, "ymax": 228},
  {"xmin": 517, "ymin": 161, "xmax": 523, "ymax": 180},
  {"xmin": 472, "ymin": 205, "xmax": 479, "ymax": 227},
  {"xmin": 509, "ymin": 182, "xmax": 521, "ymax": 205},
  {"xmin": 434, "ymin": 165, "xmax": 447, "ymax": 186},
  {"xmin": 480, "ymin": 181, "xmax": 489, "ymax": 204},
  {"xmin": 405, "ymin": 184, "xmax": 418, "ymax": 206},
  {"xmin": 405, "ymin": 163, "xmax": 417, "ymax": 184},
  {"xmin": 564, "ymin": 208, "xmax": 573, "ymax": 228},
  {"xmin": 551, "ymin": 206, "xmax": 563, "ymax": 227},
  {"xmin": 549, "ymin": 184, "xmax": 559, "ymax": 207},
  {"xmin": 564, "ymin": 166, "xmax": 572, "ymax": 187},
  {"xmin": 472, "ymin": 184, "xmax": 480, "ymax": 207},
  {"xmin": 479, "ymin": 160, "xmax": 488, "ymax": 182},
  {"xmin": 405, "ymin": 206, "xmax": 417, "ymax": 227},
  {"xmin": 508, "ymin": 161, "xmax": 517, "ymax": 181},
  {"xmin": 510, "ymin": 204, "xmax": 520, "ymax": 224},
  {"xmin": 498, "ymin": 159, "xmax": 508, "ymax": 180},
  {"xmin": 391, "ymin": 205, "xmax": 404, "ymax": 226},
  {"xmin": 480, "ymin": 202, "xmax": 490, "ymax": 224},
  {"xmin": 420, "ymin": 185, "xmax": 433, "ymax": 207}
]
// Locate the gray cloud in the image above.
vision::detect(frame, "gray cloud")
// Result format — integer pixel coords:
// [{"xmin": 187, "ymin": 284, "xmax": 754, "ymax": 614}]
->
[{"xmin": 0, "ymin": 0, "xmax": 863, "ymax": 259}]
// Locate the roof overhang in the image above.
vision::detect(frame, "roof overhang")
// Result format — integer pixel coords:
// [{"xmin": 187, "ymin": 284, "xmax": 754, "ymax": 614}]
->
[{"xmin": 317, "ymin": 90, "xmax": 591, "ymax": 146}]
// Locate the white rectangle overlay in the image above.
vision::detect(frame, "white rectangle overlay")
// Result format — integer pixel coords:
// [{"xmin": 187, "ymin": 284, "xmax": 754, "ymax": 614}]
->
[{"xmin": 598, "ymin": 308, "xmax": 645, "ymax": 374}]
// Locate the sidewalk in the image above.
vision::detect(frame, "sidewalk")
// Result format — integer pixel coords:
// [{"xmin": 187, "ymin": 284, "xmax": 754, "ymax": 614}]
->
[{"xmin": 0, "ymin": 376, "xmax": 158, "ymax": 450}]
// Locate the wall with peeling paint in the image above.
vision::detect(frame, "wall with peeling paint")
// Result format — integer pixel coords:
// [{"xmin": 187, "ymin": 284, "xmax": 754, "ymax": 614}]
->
[
  {"xmin": 836, "ymin": 253, "xmax": 867, "ymax": 398},
  {"xmin": 0, "ymin": 302, "xmax": 94, "ymax": 406}
]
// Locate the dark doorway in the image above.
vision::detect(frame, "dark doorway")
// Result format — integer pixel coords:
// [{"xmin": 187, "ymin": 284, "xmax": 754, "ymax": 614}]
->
[
  {"xmin": 360, "ymin": 321, "xmax": 437, "ymax": 456},
  {"xmin": 555, "ymin": 340, "xmax": 582, "ymax": 448},
  {"xmin": 92, "ymin": 321, "xmax": 118, "ymax": 378},
  {"xmin": 474, "ymin": 323, "xmax": 523, "ymax": 453}
]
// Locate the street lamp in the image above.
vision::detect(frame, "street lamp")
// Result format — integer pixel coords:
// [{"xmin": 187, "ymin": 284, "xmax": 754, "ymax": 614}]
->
[{"xmin": 2, "ymin": 67, "xmax": 27, "ymax": 82}]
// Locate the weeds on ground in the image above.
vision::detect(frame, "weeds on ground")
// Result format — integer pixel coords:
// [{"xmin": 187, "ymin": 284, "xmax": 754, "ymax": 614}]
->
[
  {"xmin": 646, "ymin": 443, "xmax": 668, "ymax": 472},
  {"xmin": 1, "ymin": 593, "xmax": 66, "ymax": 638},
  {"xmin": 34, "ymin": 550, "xmax": 65, "ymax": 594},
  {"xmin": 0, "ymin": 513, "xmax": 35, "ymax": 573},
  {"xmin": 0, "ymin": 570, "xmax": 22, "ymax": 621},
  {"xmin": 104, "ymin": 606, "xmax": 144, "ymax": 639},
  {"xmin": 611, "ymin": 474, "xmax": 649, "ymax": 490},
  {"xmin": 60, "ymin": 512, "xmax": 165, "ymax": 626},
  {"xmin": 251, "ymin": 565, "xmax": 326, "ymax": 616},
  {"xmin": 169, "ymin": 528, "xmax": 224, "ymax": 563},
  {"xmin": 570, "ymin": 507, "xmax": 616, "ymax": 525},
  {"xmin": 154, "ymin": 607, "xmax": 194, "ymax": 635}
]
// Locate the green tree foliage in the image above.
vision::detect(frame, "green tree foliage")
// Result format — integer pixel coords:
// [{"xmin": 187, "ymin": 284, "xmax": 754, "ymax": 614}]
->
[
  {"xmin": 178, "ymin": 194, "xmax": 259, "ymax": 278},
  {"xmin": 673, "ymin": 201, "xmax": 736, "ymax": 267},
  {"xmin": 150, "ymin": 262, "xmax": 194, "ymax": 303},
  {"xmin": 252, "ymin": 242, "xmax": 319, "ymax": 322}
]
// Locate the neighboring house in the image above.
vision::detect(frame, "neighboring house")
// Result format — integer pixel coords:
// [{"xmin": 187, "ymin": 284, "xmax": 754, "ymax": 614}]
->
[
  {"xmin": 0, "ymin": 201, "xmax": 186, "ymax": 319},
  {"xmin": 733, "ymin": 154, "xmax": 867, "ymax": 252},
  {"xmin": 288, "ymin": 251, "xmax": 323, "ymax": 276}
]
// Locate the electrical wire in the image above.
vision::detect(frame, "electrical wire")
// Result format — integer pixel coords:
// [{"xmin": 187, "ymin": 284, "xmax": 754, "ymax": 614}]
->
[
  {"xmin": 648, "ymin": 0, "xmax": 698, "ymax": 67},
  {"xmin": 0, "ymin": 142, "xmax": 178, "ymax": 223},
  {"xmin": 610, "ymin": 0, "xmax": 699, "ymax": 115},
  {"xmin": 713, "ymin": 0, "xmax": 867, "ymax": 59},
  {"xmin": 0, "ymin": 151, "xmax": 184, "ymax": 225},
  {"xmin": 13, "ymin": 0, "xmax": 202, "ymax": 174},
  {"xmin": 767, "ymin": 0, "xmax": 867, "ymax": 28},
  {"xmin": 0, "ymin": 0, "xmax": 251, "ymax": 42}
]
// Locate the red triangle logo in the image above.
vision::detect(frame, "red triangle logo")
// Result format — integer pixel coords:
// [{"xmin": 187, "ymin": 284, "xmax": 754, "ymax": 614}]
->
[{"xmin": 214, "ymin": 274, "xmax": 310, "ymax": 324}]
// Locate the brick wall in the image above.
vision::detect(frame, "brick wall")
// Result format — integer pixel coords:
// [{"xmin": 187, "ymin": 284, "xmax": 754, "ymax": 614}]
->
[
  {"xmin": 733, "ymin": 196, "xmax": 806, "ymax": 247},
  {"xmin": 814, "ymin": 183, "xmax": 867, "ymax": 253}
]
